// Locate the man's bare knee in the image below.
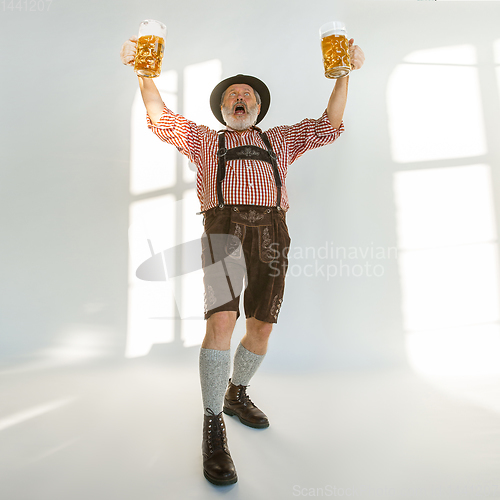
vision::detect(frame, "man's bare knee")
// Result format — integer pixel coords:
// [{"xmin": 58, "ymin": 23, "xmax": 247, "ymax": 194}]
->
[
  {"xmin": 208, "ymin": 311, "xmax": 237, "ymax": 334},
  {"xmin": 202, "ymin": 311, "xmax": 237, "ymax": 350},
  {"xmin": 246, "ymin": 317, "xmax": 273, "ymax": 340}
]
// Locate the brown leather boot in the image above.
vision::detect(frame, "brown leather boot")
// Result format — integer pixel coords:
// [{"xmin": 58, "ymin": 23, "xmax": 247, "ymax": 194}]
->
[
  {"xmin": 223, "ymin": 379, "xmax": 269, "ymax": 429},
  {"xmin": 202, "ymin": 409, "xmax": 237, "ymax": 486}
]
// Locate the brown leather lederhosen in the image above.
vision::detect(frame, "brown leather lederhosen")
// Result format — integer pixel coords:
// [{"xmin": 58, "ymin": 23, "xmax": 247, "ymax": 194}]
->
[{"xmin": 201, "ymin": 130, "xmax": 291, "ymax": 323}]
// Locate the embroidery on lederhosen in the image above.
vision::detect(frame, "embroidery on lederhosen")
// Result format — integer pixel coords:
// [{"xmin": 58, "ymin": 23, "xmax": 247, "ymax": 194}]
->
[
  {"xmin": 270, "ymin": 294, "xmax": 283, "ymax": 320},
  {"xmin": 261, "ymin": 227, "xmax": 274, "ymax": 261},
  {"xmin": 226, "ymin": 223, "xmax": 245, "ymax": 259},
  {"xmin": 204, "ymin": 285, "xmax": 217, "ymax": 314},
  {"xmin": 258, "ymin": 224, "xmax": 276, "ymax": 263},
  {"xmin": 239, "ymin": 210, "xmax": 264, "ymax": 224}
]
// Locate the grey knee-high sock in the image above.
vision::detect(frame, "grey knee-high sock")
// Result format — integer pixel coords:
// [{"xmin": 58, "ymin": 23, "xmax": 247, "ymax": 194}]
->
[
  {"xmin": 199, "ymin": 347, "xmax": 231, "ymax": 416},
  {"xmin": 231, "ymin": 342, "xmax": 265, "ymax": 387}
]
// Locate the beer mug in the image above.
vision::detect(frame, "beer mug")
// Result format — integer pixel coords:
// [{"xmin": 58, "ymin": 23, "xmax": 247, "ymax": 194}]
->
[
  {"xmin": 320, "ymin": 21, "xmax": 350, "ymax": 79},
  {"xmin": 134, "ymin": 19, "xmax": 167, "ymax": 78}
]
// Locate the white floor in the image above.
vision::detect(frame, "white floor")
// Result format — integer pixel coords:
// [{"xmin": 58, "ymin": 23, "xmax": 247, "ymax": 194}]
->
[{"xmin": 1, "ymin": 353, "xmax": 499, "ymax": 500}]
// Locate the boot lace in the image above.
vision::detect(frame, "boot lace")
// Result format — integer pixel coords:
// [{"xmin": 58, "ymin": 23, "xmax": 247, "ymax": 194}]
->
[
  {"xmin": 237, "ymin": 386, "xmax": 256, "ymax": 408},
  {"xmin": 205, "ymin": 408, "xmax": 228, "ymax": 454}
]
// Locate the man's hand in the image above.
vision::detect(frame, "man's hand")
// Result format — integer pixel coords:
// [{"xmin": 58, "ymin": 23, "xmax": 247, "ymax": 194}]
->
[
  {"xmin": 348, "ymin": 39, "xmax": 365, "ymax": 71},
  {"xmin": 120, "ymin": 36, "xmax": 138, "ymax": 66}
]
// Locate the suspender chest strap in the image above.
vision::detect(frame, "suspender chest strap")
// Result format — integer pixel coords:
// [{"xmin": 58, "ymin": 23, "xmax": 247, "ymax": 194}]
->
[
  {"xmin": 216, "ymin": 133, "xmax": 226, "ymax": 208},
  {"xmin": 216, "ymin": 131, "xmax": 282, "ymax": 209},
  {"xmin": 259, "ymin": 132, "xmax": 282, "ymax": 210}
]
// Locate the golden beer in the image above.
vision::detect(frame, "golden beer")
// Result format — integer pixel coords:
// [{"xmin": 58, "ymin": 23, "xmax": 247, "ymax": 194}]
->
[
  {"xmin": 134, "ymin": 34, "xmax": 165, "ymax": 78},
  {"xmin": 321, "ymin": 33, "xmax": 350, "ymax": 79},
  {"xmin": 319, "ymin": 22, "xmax": 350, "ymax": 79}
]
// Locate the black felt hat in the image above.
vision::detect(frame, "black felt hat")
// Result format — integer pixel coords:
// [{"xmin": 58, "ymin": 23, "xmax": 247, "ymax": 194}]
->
[{"xmin": 209, "ymin": 74, "xmax": 271, "ymax": 125}]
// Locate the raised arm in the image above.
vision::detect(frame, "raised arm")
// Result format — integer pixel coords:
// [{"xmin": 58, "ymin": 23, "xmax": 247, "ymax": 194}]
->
[
  {"xmin": 326, "ymin": 76, "xmax": 349, "ymax": 130},
  {"xmin": 137, "ymin": 77, "xmax": 164, "ymax": 124},
  {"xmin": 326, "ymin": 38, "xmax": 365, "ymax": 129},
  {"xmin": 120, "ymin": 36, "xmax": 164, "ymax": 124}
]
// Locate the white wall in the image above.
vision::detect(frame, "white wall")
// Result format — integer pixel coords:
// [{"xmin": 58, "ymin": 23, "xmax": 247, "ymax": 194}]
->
[{"xmin": 1, "ymin": 0, "xmax": 499, "ymax": 372}]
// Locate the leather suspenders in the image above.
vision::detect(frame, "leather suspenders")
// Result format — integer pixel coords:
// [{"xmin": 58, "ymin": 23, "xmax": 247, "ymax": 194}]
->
[
  {"xmin": 216, "ymin": 131, "xmax": 282, "ymax": 209},
  {"xmin": 216, "ymin": 133, "xmax": 227, "ymax": 208},
  {"xmin": 260, "ymin": 133, "xmax": 282, "ymax": 210}
]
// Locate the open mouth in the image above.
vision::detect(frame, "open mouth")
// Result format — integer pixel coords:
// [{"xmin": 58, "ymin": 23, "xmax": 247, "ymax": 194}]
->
[{"xmin": 234, "ymin": 104, "xmax": 247, "ymax": 115}]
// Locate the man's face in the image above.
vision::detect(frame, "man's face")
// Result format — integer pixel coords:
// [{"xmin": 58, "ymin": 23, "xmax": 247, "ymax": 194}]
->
[{"xmin": 221, "ymin": 84, "xmax": 261, "ymax": 131}]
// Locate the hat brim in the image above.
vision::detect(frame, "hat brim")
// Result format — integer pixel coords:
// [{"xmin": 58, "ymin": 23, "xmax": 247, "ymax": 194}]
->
[{"xmin": 210, "ymin": 74, "xmax": 271, "ymax": 126}]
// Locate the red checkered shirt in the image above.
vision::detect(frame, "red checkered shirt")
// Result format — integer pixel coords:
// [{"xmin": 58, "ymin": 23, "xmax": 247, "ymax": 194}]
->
[{"xmin": 146, "ymin": 105, "xmax": 344, "ymax": 212}]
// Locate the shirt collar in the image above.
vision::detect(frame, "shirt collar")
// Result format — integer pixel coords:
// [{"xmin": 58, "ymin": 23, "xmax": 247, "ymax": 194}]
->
[{"xmin": 224, "ymin": 125, "xmax": 262, "ymax": 134}]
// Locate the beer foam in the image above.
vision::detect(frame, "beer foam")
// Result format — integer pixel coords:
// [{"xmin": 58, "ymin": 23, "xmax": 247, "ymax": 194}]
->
[
  {"xmin": 321, "ymin": 29, "xmax": 344, "ymax": 38},
  {"xmin": 320, "ymin": 21, "xmax": 346, "ymax": 39},
  {"xmin": 138, "ymin": 19, "xmax": 166, "ymax": 39}
]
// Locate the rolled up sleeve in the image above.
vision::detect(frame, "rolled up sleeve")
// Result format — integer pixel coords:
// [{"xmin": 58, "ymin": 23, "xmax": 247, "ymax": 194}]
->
[
  {"xmin": 277, "ymin": 110, "xmax": 344, "ymax": 164},
  {"xmin": 316, "ymin": 110, "xmax": 345, "ymax": 137},
  {"xmin": 145, "ymin": 105, "xmax": 202, "ymax": 164}
]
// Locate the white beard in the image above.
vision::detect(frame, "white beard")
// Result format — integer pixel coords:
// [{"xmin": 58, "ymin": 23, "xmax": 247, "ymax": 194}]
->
[{"xmin": 221, "ymin": 102, "xmax": 260, "ymax": 131}]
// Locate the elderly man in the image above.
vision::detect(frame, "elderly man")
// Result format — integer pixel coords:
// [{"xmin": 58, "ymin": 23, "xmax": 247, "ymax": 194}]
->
[{"xmin": 121, "ymin": 36, "xmax": 364, "ymax": 486}]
